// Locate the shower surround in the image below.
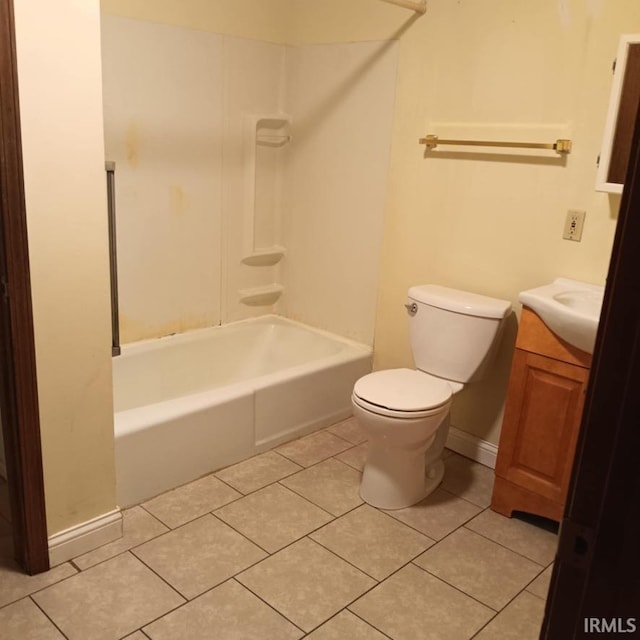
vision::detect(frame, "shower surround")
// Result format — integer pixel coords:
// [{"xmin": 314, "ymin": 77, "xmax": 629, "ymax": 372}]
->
[
  {"xmin": 101, "ymin": 16, "xmax": 397, "ymax": 504},
  {"xmin": 101, "ymin": 15, "xmax": 398, "ymax": 345}
]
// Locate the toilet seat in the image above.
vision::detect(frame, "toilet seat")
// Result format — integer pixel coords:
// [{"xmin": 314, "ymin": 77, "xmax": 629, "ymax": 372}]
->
[{"xmin": 353, "ymin": 368, "xmax": 453, "ymax": 419}]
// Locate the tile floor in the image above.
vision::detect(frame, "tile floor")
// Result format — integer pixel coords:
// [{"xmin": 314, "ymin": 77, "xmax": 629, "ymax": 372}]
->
[{"xmin": 0, "ymin": 418, "xmax": 558, "ymax": 639}]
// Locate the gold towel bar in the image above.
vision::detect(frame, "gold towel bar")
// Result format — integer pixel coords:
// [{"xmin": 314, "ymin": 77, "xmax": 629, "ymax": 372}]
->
[{"xmin": 419, "ymin": 135, "xmax": 572, "ymax": 154}]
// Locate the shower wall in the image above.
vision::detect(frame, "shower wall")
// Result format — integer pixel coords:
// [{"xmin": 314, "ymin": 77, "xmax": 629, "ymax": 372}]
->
[
  {"xmin": 279, "ymin": 41, "xmax": 398, "ymax": 344},
  {"xmin": 101, "ymin": 16, "xmax": 397, "ymax": 345},
  {"xmin": 102, "ymin": 16, "xmax": 226, "ymax": 342}
]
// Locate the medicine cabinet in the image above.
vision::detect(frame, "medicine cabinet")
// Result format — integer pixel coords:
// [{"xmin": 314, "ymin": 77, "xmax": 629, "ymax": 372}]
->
[{"xmin": 596, "ymin": 34, "xmax": 640, "ymax": 194}]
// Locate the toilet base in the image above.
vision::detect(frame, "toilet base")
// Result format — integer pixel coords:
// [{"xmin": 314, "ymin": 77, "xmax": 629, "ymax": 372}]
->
[
  {"xmin": 424, "ymin": 458, "xmax": 445, "ymax": 500},
  {"xmin": 360, "ymin": 445, "xmax": 445, "ymax": 510}
]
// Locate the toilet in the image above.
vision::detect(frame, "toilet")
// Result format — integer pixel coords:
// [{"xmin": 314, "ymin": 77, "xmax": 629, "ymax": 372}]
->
[{"xmin": 352, "ymin": 284, "xmax": 511, "ymax": 510}]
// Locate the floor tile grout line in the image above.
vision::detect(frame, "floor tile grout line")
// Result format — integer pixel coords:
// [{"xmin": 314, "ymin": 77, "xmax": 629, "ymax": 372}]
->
[
  {"xmin": 1, "ymin": 497, "xmax": 548, "ymax": 625},
  {"xmin": 275, "ymin": 448, "xmax": 350, "ymax": 468},
  {"xmin": 206, "ymin": 508, "xmax": 373, "ymax": 576},
  {"xmin": 139, "ymin": 486, "xmax": 245, "ymax": 530},
  {"xmin": 459, "ymin": 514, "xmax": 547, "ymax": 568},
  {"xmin": 28, "ymin": 594, "xmax": 71, "ymax": 640},
  {"xmin": 309, "ymin": 519, "xmax": 436, "ymax": 584},
  {"xmin": 128, "ymin": 523, "xmax": 272, "ymax": 603},
  {"xmin": 520, "ymin": 564, "xmax": 553, "ymax": 599},
  {"xmin": 71, "ymin": 510, "xmax": 212, "ymax": 574},
  {"xmin": 89, "ymin": 445, "xmax": 363, "ymax": 568},
  {"xmin": 347, "ymin": 608, "xmax": 396, "ymax": 639},
  {"xmin": 381, "ymin": 496, "xmax": 482, "ymax": 542},
  {"xmin": 137, "ymin": 503, "xmax": 174, "ymax": 531},
  {"xmin": 409, "ymin": 560, "xmax": 501, "ymax": 614},
  {"xmin": 218, "ymin": 439, "xmax": 360, "ymax": 492},
  {"xmin": 206, "ymin": 510, "xmax": 280, "ymax": 556},
  {"xmin": 71, "ymin": 473, "xmax": 345, "ymax": 579},
  {"xmin": 199, "ymin": 505, "xmax": 439, "ymax": 627},
  {"xmin": 212, "ymin": 481, "xmax": 336, "ymax": 525},
  {"xmin": 205, "ymin": 472, "xmax": 248, "ymax": 499},
  {"xmin": 438, "ymin": 483, "xmax": 493, "ymax": 510},
  {"xmin": 129, "ymin": 446, "xmax": 360, "ymax": 540},
  {"xmin": 340, "ymin": 552, "xmax": 494, "ymax": 635},
  {"xmin": 369, "ymin": 506, "xmax": 438, "ymax": 546},
  {"xmin": 296, "ymin": 602, "xmax": 393, "ymax": 639},
  {"xmin": 118, "ymin": 549, "xmax": 189, "ymax": 606},
  {"xmin": 129, "ymin": 595, "xmax": 190, "ymax": 638},
  {"xmin": 334, "ymin": 448, "xmax": 366, "ymax": 472},
  {"xmin": 214, "ymin": 457, "xmax": 306, "ymax": 496},
  {"xmin": 133, "ymin": 573, "xmax": 304, "ymax": 638},
  {"xmin": 468, "ymin": 582, "xmax": 548, "ymax": 639},
  {"xmin": 304, "ymin": 534, "xmax": 384, "ymax": 583},
  {"xmin": 274, "ymin": 428, "xmax": 356, "ymax": 467},
  {"xmin": 324, "ymin": 424, "xmax": 368, "ymax": 447},
  {"xmin": 275, "ymin": 477, "xmax": 363, "ymax": 520},
  {"xmin": 411, "ymin": 521, "xmax": 548, "ymax": 611},
  {"xmin": 227, "ymin": 577, "xmax": 308, "ymax": 636},
  {"xmin": 229, "ymin": 534, "xmax": 389, "ymax": 634},
  {"xmin": 0, "ymin": 561, "xmax": 82, "ymax": 612}
]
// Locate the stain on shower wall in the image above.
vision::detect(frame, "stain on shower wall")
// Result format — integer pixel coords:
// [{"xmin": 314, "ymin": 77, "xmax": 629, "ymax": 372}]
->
[
  {"xmin": 101, "ymin": 16, "xmax": 226, "ymax": 343},
  {"xmin": 101, "ymin": 14, "xmax": 398, "ymax": 346}
]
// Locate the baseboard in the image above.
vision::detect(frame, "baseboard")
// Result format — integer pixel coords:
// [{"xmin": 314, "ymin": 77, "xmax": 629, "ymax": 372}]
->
[
  {"xmin": 48, "ymin": 508, "xmax": 122, "ymax": 567},
  {"xmin": 446, "ymin": 426, "xmax": 498, "ymax": 469}
]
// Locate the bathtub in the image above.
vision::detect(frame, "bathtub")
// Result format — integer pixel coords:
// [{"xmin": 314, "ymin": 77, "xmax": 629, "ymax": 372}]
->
[{"xmin": 113, "ymin": 315, "xmax": 371, "ymax": 507}]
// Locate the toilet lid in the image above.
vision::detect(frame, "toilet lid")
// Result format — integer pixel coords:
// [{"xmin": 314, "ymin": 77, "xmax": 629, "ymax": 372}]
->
[{"xmin": 353, "ymin": 368, "xmax": 452, "ymax": 412}]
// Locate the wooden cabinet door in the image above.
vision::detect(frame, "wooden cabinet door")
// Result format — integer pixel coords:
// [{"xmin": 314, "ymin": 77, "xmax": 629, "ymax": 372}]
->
[{"xmin": 495, "ymin": 349, "xmax": 588, "ymax": 506}]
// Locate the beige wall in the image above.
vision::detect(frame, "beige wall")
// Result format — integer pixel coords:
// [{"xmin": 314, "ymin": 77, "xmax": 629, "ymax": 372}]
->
[
  {"xmin": 288, "ymin": 0, "xmax": 640, "ymax": 444},
  {"xmin": 101, "ymin": 0, "xmax": 292, "ymax": 44},
  {"xmin": 14, "ymin": 0, "xmax": 117, "ymax": 534}
]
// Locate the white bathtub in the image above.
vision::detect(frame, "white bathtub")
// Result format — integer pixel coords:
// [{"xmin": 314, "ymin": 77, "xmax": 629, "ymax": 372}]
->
[{"xmin": 113, "ymin": 315, "xmax": 371, "ymax": 507}]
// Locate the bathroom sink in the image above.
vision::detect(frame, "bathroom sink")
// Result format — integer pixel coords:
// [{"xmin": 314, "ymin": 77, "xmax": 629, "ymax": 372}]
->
[{"xmin": 518, "ymin": 278, "xmax": 604, "ymax": 354}]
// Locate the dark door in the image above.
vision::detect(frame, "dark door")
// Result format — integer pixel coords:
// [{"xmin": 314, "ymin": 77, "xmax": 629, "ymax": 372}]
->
[{"xmin": 542, "ymin": 101, "xmax": 640, "ymax": 636}]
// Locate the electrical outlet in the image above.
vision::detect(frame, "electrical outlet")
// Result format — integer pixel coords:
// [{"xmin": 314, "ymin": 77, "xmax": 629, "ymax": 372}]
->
[{"xmin": 563, "ymin": 209, "xmax": 586, "ymax": 242}]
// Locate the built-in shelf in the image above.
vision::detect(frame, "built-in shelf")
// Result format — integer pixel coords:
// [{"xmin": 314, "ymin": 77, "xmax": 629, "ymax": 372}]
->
[
  {"xmin": 241, "ymin": 245, "xmax": 286, "ymax": 267},
  {"xmin": 243, "ymin": 114, "xmax": 291, "ymax": 262},
  {"xmin": 238, "ymin": 283, "xmax": 284, "ymax": 306},
  {"xmin": 256, "ymin": 133, "xmax": 291, "ymax": 147}
]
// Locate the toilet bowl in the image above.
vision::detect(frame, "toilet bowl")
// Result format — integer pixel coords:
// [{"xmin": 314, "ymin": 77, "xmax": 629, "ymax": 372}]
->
[
  {"xmin": 352, "ymin": 368, "xmax": 457, "ymax": 509},
  {"xmin": 352, "ymin": 285, "xmax": 511, "ymax": 510}
]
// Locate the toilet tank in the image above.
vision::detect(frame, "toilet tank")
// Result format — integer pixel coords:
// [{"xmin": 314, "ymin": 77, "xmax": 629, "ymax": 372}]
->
[{"xmin": 407, "ymin": 285, "xmax": 511, "ymax": 383}]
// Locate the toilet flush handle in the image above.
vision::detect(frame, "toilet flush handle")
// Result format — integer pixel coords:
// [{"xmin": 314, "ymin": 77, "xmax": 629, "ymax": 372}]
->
[{"xmin": 404, "ymin": 302, "xmax": 418, "ymax": 316}]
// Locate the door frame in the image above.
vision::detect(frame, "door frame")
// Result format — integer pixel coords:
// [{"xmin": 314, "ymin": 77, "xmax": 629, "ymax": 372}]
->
[{"xmin": 0, "ymin": 0, "xmax": 49, "ymax": 575}]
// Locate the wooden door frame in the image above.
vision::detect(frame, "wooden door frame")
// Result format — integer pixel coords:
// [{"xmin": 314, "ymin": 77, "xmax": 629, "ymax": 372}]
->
[
  {"xmin": 542, "ymin": 101, "xmax": 640, "ymax": 635},
  {"xmin": 0, "ymin": 0, "xmax": 49, "ymax": 574}
]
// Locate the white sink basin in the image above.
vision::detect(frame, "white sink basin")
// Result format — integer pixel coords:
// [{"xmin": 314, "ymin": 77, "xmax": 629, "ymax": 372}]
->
[{"xmin": 519, "ymin": 278, "xmax": 604, "ymax": 354}]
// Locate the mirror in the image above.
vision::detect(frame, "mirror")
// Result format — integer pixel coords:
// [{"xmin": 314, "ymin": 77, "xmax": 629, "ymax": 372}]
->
[{"xmin": 596, "ymin": 34, "xmax": 640, "ymax": 193}]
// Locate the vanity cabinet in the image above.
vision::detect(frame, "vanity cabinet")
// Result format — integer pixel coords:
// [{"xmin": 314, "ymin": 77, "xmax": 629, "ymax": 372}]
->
[{"xmin": 492, "ymin": 307, "xmax": 591, "ymax": 522}]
